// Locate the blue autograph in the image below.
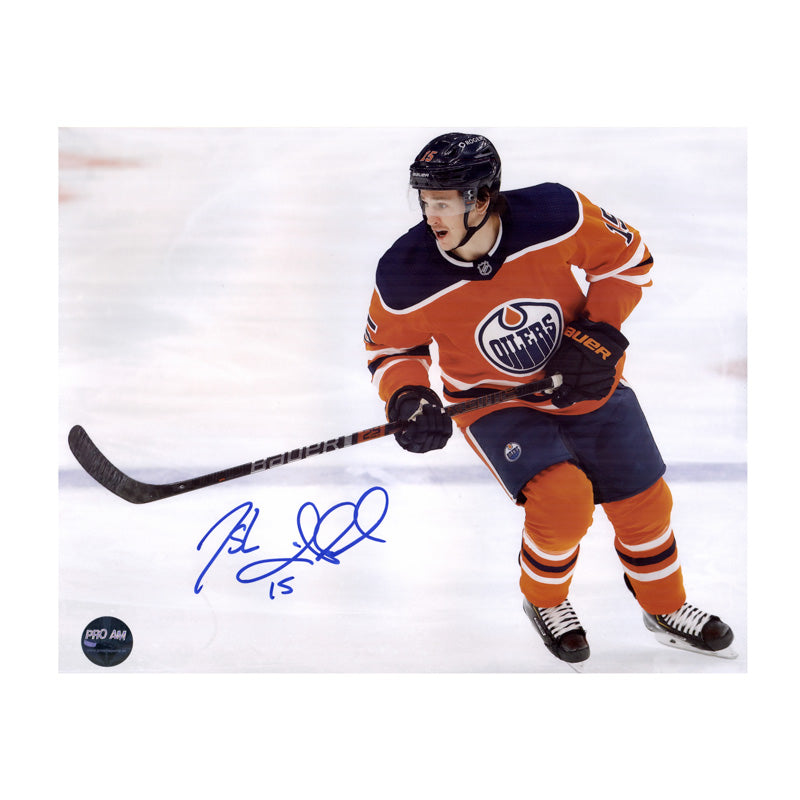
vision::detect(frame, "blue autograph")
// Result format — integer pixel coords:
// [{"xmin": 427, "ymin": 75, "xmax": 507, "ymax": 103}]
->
[{"xmin": 194, "ymin": 486, "xmax": 389, "ymax": 599}]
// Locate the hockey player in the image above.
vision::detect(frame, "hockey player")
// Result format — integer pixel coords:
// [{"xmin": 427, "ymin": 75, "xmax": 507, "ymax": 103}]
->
[{"xmin": 364, "ymin": 131, "xmax": 736, "ymax": 667}]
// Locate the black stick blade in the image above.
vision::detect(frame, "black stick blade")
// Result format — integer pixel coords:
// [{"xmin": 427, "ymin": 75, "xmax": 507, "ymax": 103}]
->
[
  {"xmin": 68, "ymin": 425, "xmax": 256, "ymax": 503},
  {"xmin": 68, "ymin": 425, "xmax": 172, "ymax": 503}
]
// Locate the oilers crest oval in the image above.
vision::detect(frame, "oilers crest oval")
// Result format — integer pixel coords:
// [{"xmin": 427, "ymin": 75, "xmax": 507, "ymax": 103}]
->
[{"xmin": 475, "ymin": 299, "xmax": 563, "ymax": 376}]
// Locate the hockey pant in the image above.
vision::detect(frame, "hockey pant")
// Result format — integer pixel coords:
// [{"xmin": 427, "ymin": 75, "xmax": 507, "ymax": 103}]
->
[{"xmin": 518, "ymin": 462, "xmax": 685, "ymax": 615}]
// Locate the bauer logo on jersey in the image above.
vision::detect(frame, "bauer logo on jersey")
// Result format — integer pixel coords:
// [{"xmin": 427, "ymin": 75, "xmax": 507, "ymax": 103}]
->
[{"xmin": 475, "ymin": 300, "xmax": 563, "ymax": 375}]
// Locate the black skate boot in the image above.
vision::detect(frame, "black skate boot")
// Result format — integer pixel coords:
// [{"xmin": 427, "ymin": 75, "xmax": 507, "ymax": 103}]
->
[
  {"xmin": 642, "ymin": 603, "xmax": 737, "ymax": 658},
  {"xmin": 623, "ymin": 574, "xmax": 737, "ymax": 659},
  {"xmin": 523, "ymin": 598, "xmax": 590, "ymax": 666}
]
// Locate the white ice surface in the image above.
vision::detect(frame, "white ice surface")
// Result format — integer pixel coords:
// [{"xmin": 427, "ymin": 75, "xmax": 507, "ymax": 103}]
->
[{"xmin": 59, "ymin": 127, "xmax": 747, "ymax": 674}]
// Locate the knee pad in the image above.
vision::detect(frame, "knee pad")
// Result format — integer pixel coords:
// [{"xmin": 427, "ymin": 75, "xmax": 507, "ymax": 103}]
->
[
  {"xmin": 602, "ymin": 477, "xmax": 673, "ymax": 546},
  {"xmin": 521, "ymin": 462, "xmax": 594, "ymax": 552}
]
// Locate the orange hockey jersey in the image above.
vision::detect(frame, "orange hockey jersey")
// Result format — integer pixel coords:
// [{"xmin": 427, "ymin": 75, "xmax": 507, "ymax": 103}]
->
[{"xmin": 365, "ymin": 183, "xmax": 653, "ymax": 428}]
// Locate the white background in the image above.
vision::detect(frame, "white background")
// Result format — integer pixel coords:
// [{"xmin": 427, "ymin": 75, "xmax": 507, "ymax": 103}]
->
[{"xmin": 5, "ymin": 1, "xmax": 795, "ymax": 797}]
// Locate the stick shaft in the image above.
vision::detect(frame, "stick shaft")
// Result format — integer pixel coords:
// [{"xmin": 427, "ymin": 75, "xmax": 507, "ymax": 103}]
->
[{"xmin": 68, "ymin": 375, "xmax": 559, "ymax": 503}]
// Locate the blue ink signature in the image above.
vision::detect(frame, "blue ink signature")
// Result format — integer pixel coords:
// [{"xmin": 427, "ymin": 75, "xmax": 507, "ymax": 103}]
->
[{"xmin": 194, "ymin": 486, "xmax": 389, "ymax": 599}]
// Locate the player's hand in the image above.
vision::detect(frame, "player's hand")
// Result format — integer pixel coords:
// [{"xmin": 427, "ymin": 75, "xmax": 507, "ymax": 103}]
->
[
  {"xmin": 387, "ymin": 385, "xmax": 453, "ymax": 453},
  {"xmin": 546, "ymin": 317, "xmax": 628, "ymax": 408}
]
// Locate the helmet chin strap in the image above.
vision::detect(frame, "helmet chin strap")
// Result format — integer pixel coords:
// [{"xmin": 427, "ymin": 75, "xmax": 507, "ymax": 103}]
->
[{"xmin": 448, "ymin": 208, "xmax": 491, "ymax": 253}]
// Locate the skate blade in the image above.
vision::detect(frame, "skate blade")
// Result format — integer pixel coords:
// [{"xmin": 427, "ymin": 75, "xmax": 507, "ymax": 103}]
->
[{"xmin": 651, "ymin": 630, "xmax": 739, "ymax": 660}]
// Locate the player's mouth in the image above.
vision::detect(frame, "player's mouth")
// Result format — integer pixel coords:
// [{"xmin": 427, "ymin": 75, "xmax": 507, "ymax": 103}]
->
[{"xmin": 434, "ymin": 228, "xmax": 449, "ymax": 240}]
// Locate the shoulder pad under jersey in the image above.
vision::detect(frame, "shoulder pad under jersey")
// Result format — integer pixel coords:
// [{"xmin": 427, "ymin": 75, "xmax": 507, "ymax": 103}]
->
[
  {"xmin": 375, "ymin": 222, "xmax": 467, "ymax": 312},
  {"xmin": 502, "ymin": 183, "xmax": 582, "ymax": 252}
]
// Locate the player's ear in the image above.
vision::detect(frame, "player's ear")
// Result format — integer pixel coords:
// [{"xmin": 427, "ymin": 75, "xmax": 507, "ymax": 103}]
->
[
  {"xmin": 473, "ymin": 193, "xmax": 490, "ymax": 216},
  {"xmin": 474, "ymin": 186, "xmax": 494, "ymax": 216}
]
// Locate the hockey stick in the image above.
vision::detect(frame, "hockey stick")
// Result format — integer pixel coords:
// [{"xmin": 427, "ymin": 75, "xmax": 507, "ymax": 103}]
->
[{"xmin": 67, "ymin": 374, "xmax": 561, "ymax": 504}]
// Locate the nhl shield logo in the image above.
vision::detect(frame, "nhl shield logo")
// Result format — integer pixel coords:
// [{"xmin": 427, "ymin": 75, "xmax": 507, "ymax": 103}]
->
[{"xmin": 475, "ymin": 299, "xmax": 563, "ymax": 375}]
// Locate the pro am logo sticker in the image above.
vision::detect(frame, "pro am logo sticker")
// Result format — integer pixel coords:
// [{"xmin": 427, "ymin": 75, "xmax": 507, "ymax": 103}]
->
[{"xmin": 475, "ymin": 299, "xmax": 563, "ymax": 376}]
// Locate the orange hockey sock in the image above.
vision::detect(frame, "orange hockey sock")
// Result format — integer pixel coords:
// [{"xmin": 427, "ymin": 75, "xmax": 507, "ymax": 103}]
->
[
  {"xmin": 518, "ymin": 462, "xmax": 595, "ymax": 608},
  {"xmin": 602, "ymin": 478, "xmax": 686, "ymax": 615}
]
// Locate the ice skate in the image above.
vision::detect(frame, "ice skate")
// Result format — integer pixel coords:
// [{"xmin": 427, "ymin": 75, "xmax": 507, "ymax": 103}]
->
[
  {"xmin": 523, "ymin": 598, "xmax": 590, "ymax": 668},
  {"xmin": 643, "ymin": 602, "xmax": 737, "ymax": 659}
]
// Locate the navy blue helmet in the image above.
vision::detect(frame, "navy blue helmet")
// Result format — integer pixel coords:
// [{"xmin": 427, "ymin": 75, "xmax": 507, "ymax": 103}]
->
[{"xmin": 410, "ymin": 132, "xmax": 502, "ymax": 207}]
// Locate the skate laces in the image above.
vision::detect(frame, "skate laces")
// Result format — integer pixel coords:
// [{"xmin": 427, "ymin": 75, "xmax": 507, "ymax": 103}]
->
[
  {"xmin": 658, "ymin": 603, "xmax": 711, "ymax": 637},
  {"xmin": 538, "ymin": 601, "xmax": 583, "ymax": 638}
]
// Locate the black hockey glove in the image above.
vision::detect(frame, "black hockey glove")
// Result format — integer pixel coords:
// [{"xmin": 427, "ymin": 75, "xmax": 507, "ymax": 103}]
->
[
  {"xmin": 387, "ymin": 385, "xmax": 453, "ymax": 453},
  {"xmin": 546, "ymin": 317, "xmax": 629, "ymax": 408}
]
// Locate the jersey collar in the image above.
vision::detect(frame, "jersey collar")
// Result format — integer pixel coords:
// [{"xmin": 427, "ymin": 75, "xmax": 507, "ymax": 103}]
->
[{"xmin": 436, "ymin": 219, "xmax": 505, "ymax": 277}]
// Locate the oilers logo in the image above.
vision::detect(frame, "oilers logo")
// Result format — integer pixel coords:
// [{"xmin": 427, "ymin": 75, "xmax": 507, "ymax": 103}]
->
[
  {"xmin": 504, "ymin": 442, "xmax": 522, "ymax": 462},
  {"xmin": 475, "ymin": 299, "xmax": 563, "ymax": 375}
]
